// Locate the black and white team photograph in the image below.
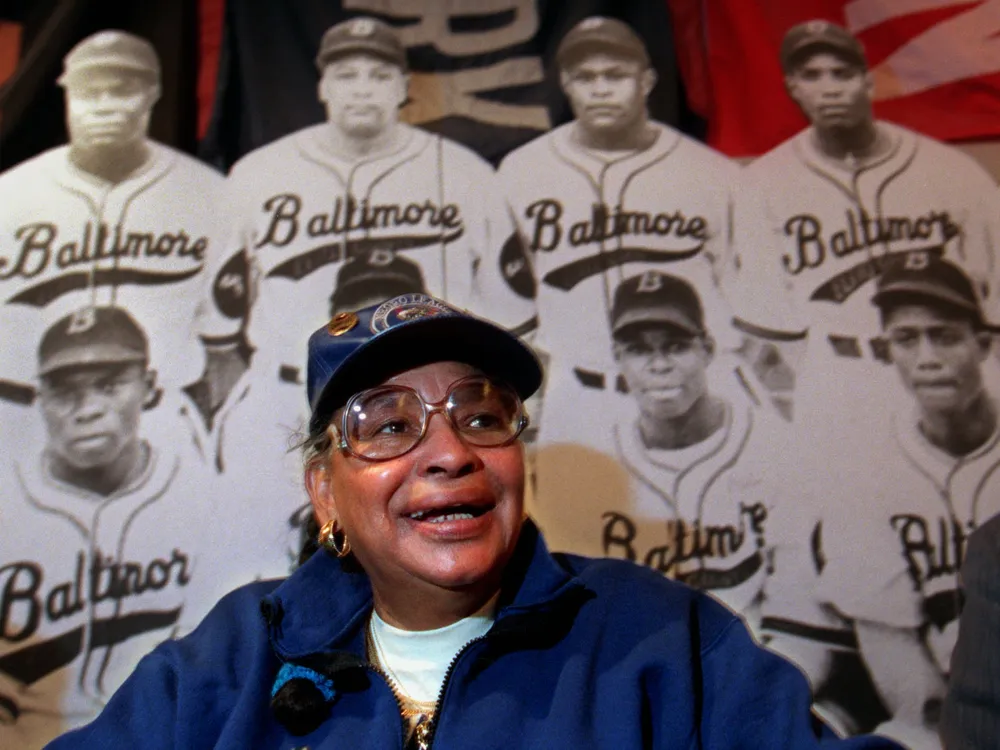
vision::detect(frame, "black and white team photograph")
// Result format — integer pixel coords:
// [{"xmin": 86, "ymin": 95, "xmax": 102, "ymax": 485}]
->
[
  {"xmin": 728, "ymin": 20, "xmax": 1000, "ymax": 433},
  {"xmin": 3, "ymin": 4, "xmax": 1000, "ymax": 748},
  {"xmin": 0, "ymin": 31, "xmax": 230, "ymax": 426},
  {"xmin": 532, "ymin": 269, "xmax": 791, "ymax": 633},
  {"xmin": 0, "ymin": 306, "xmax": 217, "ymax": 747},
  {"xmin": 208, "ymin": 14, "xmax": 538, "ymax": 588}
]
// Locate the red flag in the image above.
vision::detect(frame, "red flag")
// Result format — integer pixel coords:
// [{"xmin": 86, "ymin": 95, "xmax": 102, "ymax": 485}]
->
[{"xmin": 695, "ymin": 0, "xmax": 1000, "ymax": 157}]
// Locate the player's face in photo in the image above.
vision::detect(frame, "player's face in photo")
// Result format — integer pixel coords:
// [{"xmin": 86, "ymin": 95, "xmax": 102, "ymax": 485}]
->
[
  {"xmin": 64, "ymin": 69, "xmax": 158, "ymax": 150},
  {"xmin": 884, "ymin": 304, "xmax": 991, "ymax": 416},
  {"xmin": 318, "ymin": 361, "xmax": 526, "ymax": 594},
  {"xmin": 39, "ymin": 362, "xmax": 154, "ymax": 471},
  {"xmin": 319, "ymin": 54, "xmax": 407, "ymax": 138},
  {"xmin": 560, "ymin": 53, "xmax": 654, "ymax": 136},
  {"xmin": 786, "ymin": 52, "xmax": 872, "ymax": 130},
  {"xmin": 615, "ymin": 327, "xmax": 713, "ymax": 421}
]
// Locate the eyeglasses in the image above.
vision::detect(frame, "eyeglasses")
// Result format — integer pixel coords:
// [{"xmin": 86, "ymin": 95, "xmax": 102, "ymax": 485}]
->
[{"xmin": 330, "ymin": 376, "xmax": 528, "ymax": 461}]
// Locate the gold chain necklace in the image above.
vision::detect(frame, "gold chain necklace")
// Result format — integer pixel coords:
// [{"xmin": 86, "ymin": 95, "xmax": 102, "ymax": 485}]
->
[{"xmin": 366, "ymin": 617, "xmax": 437, "ymax": 749}]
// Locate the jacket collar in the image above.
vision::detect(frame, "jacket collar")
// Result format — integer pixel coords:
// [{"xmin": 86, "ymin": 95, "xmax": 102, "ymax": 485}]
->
[{"xmin": 261, "ymin": 519, "xmax": 585, "ymax": 661}]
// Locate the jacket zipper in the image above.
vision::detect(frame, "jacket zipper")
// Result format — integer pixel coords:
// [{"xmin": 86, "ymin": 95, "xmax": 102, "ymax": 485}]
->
[
  {"xmin": 365, "ymin": 663, "xmax": 410, "ymax": 748},
  {"xmin": 420, "ymin": 632, "xmax": 490, "ymax": 749}
]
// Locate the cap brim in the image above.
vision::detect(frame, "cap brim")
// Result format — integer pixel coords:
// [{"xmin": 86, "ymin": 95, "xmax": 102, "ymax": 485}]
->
[
  {"xmin": 612, "ymin": 308, "xmax": 702, "ymax": 338},
  {"xmin": 316, "ymin": 42, "xmax": 406, "ymax": 71},
  {"xmin": 39, "ymin": 346, "xmax": 147, "ymax": 377},
  {"xmin": 871, "ymin": 283, "xmax": 983, "ymax": 319},
  {"xmin": 309, "ymin": 315, "xmax": 542, "ymax": 434},
  {"xmin": 558, "ymin": 39, "xmax": 649, "ymax": 68},
  {"xmin": 783, "ymin": 41, "xmax": 865, "ymax": 72},
  {"xmin": 58, "ymin": 61, "xmax": 157, "ymax": 86}
]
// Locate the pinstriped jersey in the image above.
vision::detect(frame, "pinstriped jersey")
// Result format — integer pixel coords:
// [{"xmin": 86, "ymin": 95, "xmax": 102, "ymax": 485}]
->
[
  {"xmin": 731, "ymin": 123, "xmax": 998, "ymax": 343},
  {"xmin": 533, "ymin": 385, "xmax": 785, "ymax": 621},
  {"xmin": 728, "ymin": 123, "xmax": 1000, "ymax": 422},
  {"xmin": 499, "ymin": 122, "xmax": 739, "ymax": 375},
  {"xmin": 224, "ymin": 122, "xmax": 534, "ymax": 382},
  {"xmin": 0, "ymin": 144, "xmax": 227, "ymax": 394},
  {"xmin": 817, "ymin": 414, "xmax": 1000, "ymax": 676},
  {"xmin": 0, "ymin": 442, "xmax": 215, "ymax": 748}
]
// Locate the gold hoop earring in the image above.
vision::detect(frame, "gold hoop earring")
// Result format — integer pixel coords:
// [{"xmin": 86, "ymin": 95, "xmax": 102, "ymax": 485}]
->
[{"xmin": 317, "ymin": 519, "xmax": 351, "ymax": 558}]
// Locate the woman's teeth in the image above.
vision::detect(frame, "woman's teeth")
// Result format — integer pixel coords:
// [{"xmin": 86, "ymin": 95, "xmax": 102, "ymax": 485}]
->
[{"xmin": 409, "ymin": 509, "xmax": 477, "ymax": 522}]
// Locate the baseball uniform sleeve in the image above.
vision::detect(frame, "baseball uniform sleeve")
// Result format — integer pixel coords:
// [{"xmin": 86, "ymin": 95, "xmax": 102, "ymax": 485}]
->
[
  {"xmin": 964, "ymin": 183, "xmax": 1000, "ymax": 324},
  {"xmin": 941, "ymin": 514, "xmax": 1000, "ymax": 750},
  {"xmin": 479, "ymin": 205, "xmax": 538, "ymax": 338},
  {"xmin": 441, "ymin": 144, "xmax": 537, "ymax": 335},
  {"xmin": 192, "ymin": 176, "xmax": 255, "ymax": 342},
  {"xmin": 761, "ymin": 498, "xmax": 860, "ymax": 685},
  {"xmin": 814, "ymin": 505, "xmax": 923, "ymax": 630}
]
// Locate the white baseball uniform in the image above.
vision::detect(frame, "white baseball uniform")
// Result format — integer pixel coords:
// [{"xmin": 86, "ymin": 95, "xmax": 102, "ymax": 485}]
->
[
  {"xmin": 499, "ymin": 121, "xmax": 741, "ymax": 445},
  {"xmin": 224, "ymin": 121, "xmax": 536, "ymax": 384},
  {"xmin": 0, "ymin": 143, "xmax": 229, "ymax": 396},
  {"xmin": 209, "ymin": 122, "xmax": 537, "ymax": 582},
  {"xmin": 760, "ymin": 408, "xmax": 1000, "ymax": 745},
  {"xmin": 819, "ymin": 412, "xmax": 1000, "ymax": 673},
  {"xmin": 0, "ymin": 439, "xmax": 216, "ymax": 749},
  {"xmin": 532, "ymin": 364, "xmax": 787, "ymax": 628},
  {"xmin": 729, "ymin": 122, "xmax": 1000, "ymax": 432}
]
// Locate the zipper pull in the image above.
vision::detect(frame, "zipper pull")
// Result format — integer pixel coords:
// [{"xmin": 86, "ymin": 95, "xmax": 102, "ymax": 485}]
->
[{"xmin": 413, "ymin": 714, "xmax": 433, "ymax": 750}]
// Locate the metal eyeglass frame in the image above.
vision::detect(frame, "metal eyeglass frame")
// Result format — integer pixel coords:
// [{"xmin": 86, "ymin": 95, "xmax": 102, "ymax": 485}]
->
[{"xmin": 326, "ymin": 375, "xmax": 529, "ymax": 462}]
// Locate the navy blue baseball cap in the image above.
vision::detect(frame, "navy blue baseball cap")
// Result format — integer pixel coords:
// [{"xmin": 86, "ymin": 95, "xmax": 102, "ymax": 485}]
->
[{"xmin": 306, "ymin": 293, "xmax": 542, "ymax": 435}]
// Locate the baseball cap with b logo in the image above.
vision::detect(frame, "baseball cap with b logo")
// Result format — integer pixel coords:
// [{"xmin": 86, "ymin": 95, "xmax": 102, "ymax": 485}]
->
[
  {"xmin": 58, "ymin": 30, "xmax": 160, "ymax": 86},
  {"xmin": 610, "ymin": 271, "xmax": 706, "ymax": 339},
  {"xmin": 38, "ymin": 306, "xmax": 149, "ymax": 377},
  {"xmin": 780, "ymin": 20, "xmax": 866, "ymax": 74},
  {"xmin": 871, "ymin": 252, "xmax": 995, "ymax": 329},
  {"xmin": 330, "ymin": 253, "xmax": 427, "ymax": 314},
  {"xmin": 316, "ymin": 16, "xmax": 408, "ymax": 72}
]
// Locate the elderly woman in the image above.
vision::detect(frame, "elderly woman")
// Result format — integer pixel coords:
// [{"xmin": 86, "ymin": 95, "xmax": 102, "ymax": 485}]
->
[{"xmin": 48, "ymin": 294, "xmax": 899, "ymax": 749}]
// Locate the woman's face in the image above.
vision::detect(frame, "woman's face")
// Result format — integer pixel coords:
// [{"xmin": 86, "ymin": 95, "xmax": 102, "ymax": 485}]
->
[{"xmin": 308, "ymin": 361, "xmax": 526, "ymax": 598}]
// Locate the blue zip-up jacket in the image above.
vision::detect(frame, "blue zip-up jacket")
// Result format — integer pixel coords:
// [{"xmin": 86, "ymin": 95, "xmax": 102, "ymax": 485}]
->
[{"xmin": 48, "ymin": 521, "xmax": 901, "ymax": 749}]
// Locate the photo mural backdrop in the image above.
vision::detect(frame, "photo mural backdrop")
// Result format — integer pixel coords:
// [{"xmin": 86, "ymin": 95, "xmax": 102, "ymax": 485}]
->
[{"xmin": 1, "ymin": 2, "xmax": 997, "ymax": 749}]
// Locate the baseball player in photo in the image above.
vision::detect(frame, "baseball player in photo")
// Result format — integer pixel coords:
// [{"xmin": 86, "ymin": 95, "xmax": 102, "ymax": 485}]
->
[
  {"xmin": 763, "ymin": 254, "xmax": 1000, "ymax": 748},
  {"xmin": 212, "ymin": 15, "xmax": 536, "ymax": 583},
  {"xmin": 727, "ymin": 19, "xmax": 1000, "ymax": 435},
  {"xmin": 0, "ymin": 307, "xmax": 215, "ymax": 749},
  {"xmin": 0, "ymin": 30, "xmax": 230, "ymax": 410},
  {"xmin": 533, "ymin": 270, "xmax": 789, "ymax": 629},
  {"xmin": 223, "ymin": 15, "xmax": 535, "ymax": 392},
  {"xmin": 498, "ymin": 15, "xmax": 742, "ymax": 449}
]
